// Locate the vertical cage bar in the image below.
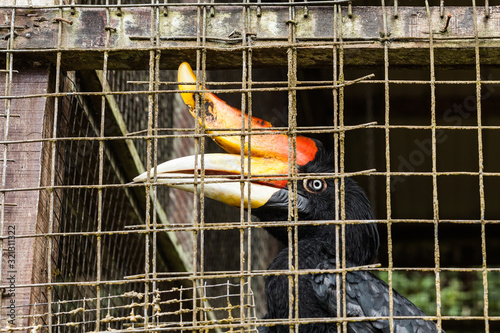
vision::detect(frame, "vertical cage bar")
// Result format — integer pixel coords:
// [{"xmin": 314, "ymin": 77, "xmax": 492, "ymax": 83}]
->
[
  {"xmin": 425, "ymin": 2, "xmax": 442, "ymax": 331},
  {"xmin": 239, "ymin": 11, "xmax": 247, "ymax": 331},
  {"xmin": 198, "ymin": 1, "xmax": 207, "ymax": 280},
  {"xmin": 46, "ymin": 1, "xmax": 65, "ymax": 328},
  {"xmin": 142, "ymin": 0, "xmax": 160, "ymax": 326},
  {"xmin": 151, "ymin": 0, "xmax": 162, "ymax": 326},
  {"xmin": 244, "ymin": 3, "xmax": 254, "ymax": 327},
  {"xmin": 142, "ymin": 52, "xmax": 153, "ymax": 333},
  {"xmin": 380, "ymin": 0, "xmax": 395, "ymax": 332},
  {"xmin": 0, "ymin": 4, "xmax": 16, "ymax": 329},
  {"xmin": 199, "ymin": 2, "xmax": 209, "ymax": 327},
  {"xmin": 191, "ymin": 0, "xmax": 204, "ymax": 328},
  {"xmin": 239, "ymin": 0, "xmax": 249, "ymax": 327},
  {"xmin": 0, "ymin": 7, "xmax": 14, "ymax": 314},
  {"xmin": 332, "ymin": 5, "xmax": 341, "ymax": 333},
  {"xmin": 143, "ymin": 37, "xmax": 153, "ymax": 332},
  {"xmin": 472, "ymin": 0, "xmax": 489, "ymax": 331},
  {"xmin": 336, "ymin": 4, "xmax": 348, "ymax": 332},
  {"xmin": 95, "ymin": 3, "xmax": 114, "ymax": 330},
  {"xmin": 285, "ymin": 1, "xmax": 300, "ymax": 331}
]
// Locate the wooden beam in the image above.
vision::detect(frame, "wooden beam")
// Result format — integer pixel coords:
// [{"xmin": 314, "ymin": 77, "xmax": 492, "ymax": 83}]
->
[
  {"xmin": 92, "ymin": 70, "xmax": 193, "ymax": 273},
  {"xmin": 0, "ymin": 6, "xmax": 498, "ymax": 69}
]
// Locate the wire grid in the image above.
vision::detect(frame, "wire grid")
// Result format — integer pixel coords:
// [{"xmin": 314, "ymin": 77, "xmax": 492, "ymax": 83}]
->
[
  {"xmin": 48, "ymin": 280, "xmax": 257, "ymax": 331},
  {"xmin": 26, "ymin": 281, "xmax": 256, "ymax": 331},
  {"xmin": 0, "ymin": 0, "xmax": 498, "ymax": 332},
  {"xmin": 51, "ymin": 75, "xmax": 146, "ymax": 330}
]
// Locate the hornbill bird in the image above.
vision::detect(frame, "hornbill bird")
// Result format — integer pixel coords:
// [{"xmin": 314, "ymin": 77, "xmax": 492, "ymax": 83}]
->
[{"xmin": 134, "ymin": 62, "xmax": 442, "ymax": 332}]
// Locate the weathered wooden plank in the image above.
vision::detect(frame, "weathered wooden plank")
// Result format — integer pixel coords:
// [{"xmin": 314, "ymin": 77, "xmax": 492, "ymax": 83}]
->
[
  {"xmin": 0, "ymin": 6, "xmax": 498, "ymax": 69},
  {"xmin": 0, "ymin": 69, "xmax": 51, "ymax": 330}
]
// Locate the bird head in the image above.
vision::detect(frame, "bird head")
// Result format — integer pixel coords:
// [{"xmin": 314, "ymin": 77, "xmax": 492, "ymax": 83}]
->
[{"xmin": 134, "ymin": 62, "xmax": 378, "ymax": 262}]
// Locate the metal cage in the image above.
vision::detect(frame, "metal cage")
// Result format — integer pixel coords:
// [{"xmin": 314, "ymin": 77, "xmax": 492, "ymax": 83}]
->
[{"xmin": 0, "ymin": 0, "xmax": 499, "ymax": 332}]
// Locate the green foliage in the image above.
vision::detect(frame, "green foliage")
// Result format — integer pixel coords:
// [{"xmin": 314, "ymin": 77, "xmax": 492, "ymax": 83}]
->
[{"xmin": 375, "ymin": 270, "xmax": 500, "ymax": 317}]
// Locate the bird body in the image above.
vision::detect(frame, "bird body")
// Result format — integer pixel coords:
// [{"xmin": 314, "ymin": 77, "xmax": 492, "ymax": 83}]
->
[
  {"xmin": 262, "ymin": 239, "xmax": 344, "ymax": 333},
  {"xmin": 311, "ymin": 259, "xmax": 444, "ymax": 333},
  {"xmin": 260, "ymin": 241, "xmax": 444, "ymax": 333}
]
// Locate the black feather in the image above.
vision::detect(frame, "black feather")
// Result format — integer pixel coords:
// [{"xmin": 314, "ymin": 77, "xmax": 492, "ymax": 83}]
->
[
  {"xmin": 263, "ymin": 240, "xmax": 344, "ymax": 332},
  {"xmin": 311, "ymin": 258, "xmax": 444, "ymax": 333}
]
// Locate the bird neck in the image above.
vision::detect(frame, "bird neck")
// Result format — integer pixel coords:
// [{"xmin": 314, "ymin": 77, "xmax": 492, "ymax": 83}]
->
[
  {"xmin": 343, "ymin": 222, "xmax": 380, "ymax": 265},
  {"xmin": 265, "ymin": 222, "xmax": 379, "ymax": 266}
]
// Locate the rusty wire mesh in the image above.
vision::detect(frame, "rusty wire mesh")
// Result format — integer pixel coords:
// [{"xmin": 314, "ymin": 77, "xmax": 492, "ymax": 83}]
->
[{"xmin": 0, "ymin": 0, "xmax": 499, "ymax": 332}]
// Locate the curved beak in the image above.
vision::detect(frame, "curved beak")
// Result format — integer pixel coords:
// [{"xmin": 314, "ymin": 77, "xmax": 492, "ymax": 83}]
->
[{"xmin": 133, "ymin": 154, "xmax": 291, "ymax": 209}]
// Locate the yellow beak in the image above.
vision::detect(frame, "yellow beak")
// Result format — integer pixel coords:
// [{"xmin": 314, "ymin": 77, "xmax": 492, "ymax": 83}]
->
[{"xmin": 134, "ymin": 154, "xmax": 289, "ymax": 209}]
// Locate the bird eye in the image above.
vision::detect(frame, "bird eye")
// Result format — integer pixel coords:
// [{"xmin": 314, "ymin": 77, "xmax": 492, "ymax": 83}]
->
[{"xmin": 303, "ymin": 179, "xmax": 326, "ymax": 193}]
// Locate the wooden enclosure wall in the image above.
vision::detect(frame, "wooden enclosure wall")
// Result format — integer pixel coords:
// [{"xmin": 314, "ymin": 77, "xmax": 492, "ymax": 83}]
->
[{"xmin": 0, "ymin": 68, "xmax": 52, "ymax": 329}]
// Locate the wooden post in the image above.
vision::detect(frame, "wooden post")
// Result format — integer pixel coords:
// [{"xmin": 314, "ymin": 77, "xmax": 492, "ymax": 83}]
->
[{"xmin": 0, "ymin": 68, "xmax": 53, "ymax": 330}]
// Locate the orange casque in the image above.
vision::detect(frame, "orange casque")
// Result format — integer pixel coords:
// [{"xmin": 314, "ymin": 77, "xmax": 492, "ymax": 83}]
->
[{"xmin": 177, "ymin": 62, "xmax": 319, "ymax": 188}]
